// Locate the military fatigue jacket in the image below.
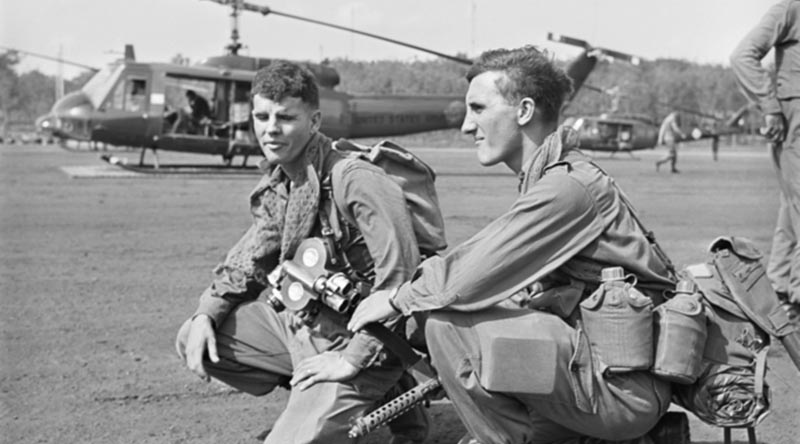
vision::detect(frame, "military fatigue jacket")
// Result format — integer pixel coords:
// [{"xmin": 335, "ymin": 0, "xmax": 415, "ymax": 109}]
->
[
  {"xmin": 392, "ymin": 130, "xmax": 674, "ymax": 316},
  {"xmin": 194, "ymin": 134, "xmax": 419, "ymax": 368}
]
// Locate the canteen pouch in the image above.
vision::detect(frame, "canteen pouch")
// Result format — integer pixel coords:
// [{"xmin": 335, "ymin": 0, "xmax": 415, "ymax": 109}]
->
[
  {"xmin": 653, "ymin": 291, "xmax": 708, "ymax": 384},
  {"xmin": 580, "ymin": 278, "xmax": 654, "ymax": 373}
]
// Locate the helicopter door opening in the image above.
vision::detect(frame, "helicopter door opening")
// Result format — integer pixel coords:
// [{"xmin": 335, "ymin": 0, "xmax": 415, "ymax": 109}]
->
[
  {"xmin": 162, "ymin": 76, "xmax": 217, "ymax": 136},
  {"xmin": 617, "ymin": 124, "xmax": 634, "ymax": 150},
  {"xmin": 228, "ymin": 81, "xmax": 252, "ymax": 143}
]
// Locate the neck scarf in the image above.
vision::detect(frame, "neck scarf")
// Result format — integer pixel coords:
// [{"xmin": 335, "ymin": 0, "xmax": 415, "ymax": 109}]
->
[
  {"xmin": 223, "ymin": 131, "xmax": 332, "ymax": 284},
  {"xmin": 520, "ymin": 125, "xmax": 580, "ymax": 194}
]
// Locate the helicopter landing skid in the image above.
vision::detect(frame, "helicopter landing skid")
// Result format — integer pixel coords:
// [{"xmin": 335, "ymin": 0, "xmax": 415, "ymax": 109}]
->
[{"xmin": 100, "ymin": 154, "xmax": 260, "ymax": 176}]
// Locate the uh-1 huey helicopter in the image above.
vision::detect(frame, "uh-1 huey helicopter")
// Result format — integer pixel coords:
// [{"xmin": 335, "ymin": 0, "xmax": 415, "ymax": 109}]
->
[
  {"xmin": 548, "ymin": 34, "xmax": 750, "ymax": 155},
  {"xmin": 35, "ymin": 0, "xmax": 476, "ymax": 170},
  {"xmin": 34, "ymin": 1, "xmax": 638, "ymax": 171}
]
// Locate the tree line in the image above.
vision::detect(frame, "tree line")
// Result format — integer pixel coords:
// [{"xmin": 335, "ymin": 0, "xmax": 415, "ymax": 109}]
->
[
  {"xmin": 330, "ymin": 56, "xmax": 756, "ymax": 129},
  {"xmin": 0, "ymin": 50, "xmax": 762, "ymax": 137}
]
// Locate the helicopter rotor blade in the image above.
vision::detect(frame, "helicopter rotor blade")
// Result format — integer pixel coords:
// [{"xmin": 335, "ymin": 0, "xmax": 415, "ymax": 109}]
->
[
  {"xmin": 596, "ymin": 48, "xmax": 641, "ymax": 66},
  {"xmin": 547, "ymin": 33, "xmax": 590, "ymax": 50},
  {"xmin": 204, "ymin": 0, "xmax": 473, "ymax": 66},
  {"xmin": 0, "ymin": 45, "xmax": 99, "ymax": 72},
  {"xmin": 547, "ymin": 33, "xmax": 642, "ymax": 65}
]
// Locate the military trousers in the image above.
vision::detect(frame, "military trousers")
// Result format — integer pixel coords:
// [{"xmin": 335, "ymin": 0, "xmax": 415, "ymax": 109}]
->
[
  {"xmin": 655, "ymin": 142, "xmax": 679, "ymax": 172},
  {"xmin": 425, "ymin": 306, "xmax": 671, "ymax": 444},
  {"xmin": 768, "ymin": 97, "xmax": 800, "ymax": 305},
  {"xmin": 176, "ymin": 299, "xmax": 425, "ymax": 444}
]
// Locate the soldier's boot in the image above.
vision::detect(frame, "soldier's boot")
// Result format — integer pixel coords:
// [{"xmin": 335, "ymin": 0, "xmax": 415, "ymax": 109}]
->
[{"xmin": 387, "ymin": 372, "xmax": 431, "ymax": 444}]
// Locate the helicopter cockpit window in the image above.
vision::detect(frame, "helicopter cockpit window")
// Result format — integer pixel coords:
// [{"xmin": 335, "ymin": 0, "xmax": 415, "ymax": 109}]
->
[
  {"xmin": 126, "ymin": 79, "xmax": 147, "ymax": 112},
  {"xmin": 105, "ymin": 77, "xmax": 148, "ymax": 112}
]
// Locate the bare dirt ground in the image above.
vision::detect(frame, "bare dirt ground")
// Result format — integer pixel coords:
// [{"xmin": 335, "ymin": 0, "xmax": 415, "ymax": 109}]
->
[{"xmin": 2, "ymin": 140, "xmax": 798, "ymax": 444}]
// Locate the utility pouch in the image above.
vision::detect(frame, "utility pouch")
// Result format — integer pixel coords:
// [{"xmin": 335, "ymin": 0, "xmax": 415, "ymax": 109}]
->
[
  {"xmin": 580, "ymin": 267, "xmax": 654, "ymax": 373},
  {"xmin": 653, "ymin": 279, "xmax": 708, "ymax": 384}
]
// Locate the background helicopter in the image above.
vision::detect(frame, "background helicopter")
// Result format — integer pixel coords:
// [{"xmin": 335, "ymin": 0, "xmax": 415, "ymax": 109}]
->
[
  {"xmin": 31, "ymin": 0, "xmax": 639, "ymax": 170},
  {"xmin": 34, "ymin": 0, "xmax": 475, "ymax": 169},
  {"xmin": 549, "ymin": 34, "xmax": 750, "ymax": 154}
]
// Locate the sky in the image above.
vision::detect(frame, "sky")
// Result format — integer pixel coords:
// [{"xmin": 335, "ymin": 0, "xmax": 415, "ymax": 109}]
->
[{"xmin": 0, "ymin": 0, "xmax": 778, "ymax": 79}]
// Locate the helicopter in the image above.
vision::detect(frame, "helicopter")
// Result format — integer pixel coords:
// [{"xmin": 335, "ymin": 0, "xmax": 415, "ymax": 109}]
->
[
  {"xmin": 33, "ymin": 0, "xmax": 476, "ymax": 169},
  {"xmin": 548, "ymin": 34, "xmax": 749, "ymax": 154},
  {"xmin": 565, "ymin": 106, "xmax": 750, "ymax": 154},
  {"xmin": 32, "ymin": 2, "xmax": 638, "ymax": 170}
]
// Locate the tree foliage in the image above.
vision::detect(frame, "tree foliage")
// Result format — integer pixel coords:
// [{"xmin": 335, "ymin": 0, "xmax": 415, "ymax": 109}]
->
[
  {"xmin": 0, "ymin": 51, "xmax": 766, "ymax": 135},
  {"xmin": 1, "ymin": 51, "xmax": 93, "ymax": 135}
]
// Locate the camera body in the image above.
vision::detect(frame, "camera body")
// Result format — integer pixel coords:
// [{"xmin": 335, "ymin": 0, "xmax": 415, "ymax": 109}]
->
[{"xmin": 265, "ymin": 237, "xmax": 370, "ymax": 315}]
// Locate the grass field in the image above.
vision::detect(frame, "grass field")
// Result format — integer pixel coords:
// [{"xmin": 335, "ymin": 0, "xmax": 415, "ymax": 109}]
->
[{"xmin": 1, "ymin": 139, "xmax": 798, "ymax": 443}]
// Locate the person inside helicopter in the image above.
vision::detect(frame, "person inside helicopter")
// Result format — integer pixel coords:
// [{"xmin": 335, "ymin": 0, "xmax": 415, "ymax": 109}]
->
[{"xmin": 170, "ymin": 89, "xmax": 213, "ymax": 135}]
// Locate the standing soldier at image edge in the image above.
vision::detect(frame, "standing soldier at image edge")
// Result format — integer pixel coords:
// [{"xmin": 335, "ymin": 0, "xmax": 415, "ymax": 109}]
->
[
  {"xmin": 174, "ymin": 60, "xmax": 431, "ymax": 444},
  {"xmin": 349, "ymin": 46, "xmax": 683, "ymax": 444},
  {"xmin": 730, "ymin": 0, "xmax": 800, "ymax": 308}
]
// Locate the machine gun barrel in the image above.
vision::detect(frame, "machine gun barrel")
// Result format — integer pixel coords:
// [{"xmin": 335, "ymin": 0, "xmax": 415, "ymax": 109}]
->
[{"xmin": 348, "ymin": 377, "xmax": 441, "ymax": 439}]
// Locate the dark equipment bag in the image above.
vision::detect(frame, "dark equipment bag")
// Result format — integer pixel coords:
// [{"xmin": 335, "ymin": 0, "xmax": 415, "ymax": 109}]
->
[{"xmin": 674, "ymin": 236, "xmax": 800, "ymax": 427}]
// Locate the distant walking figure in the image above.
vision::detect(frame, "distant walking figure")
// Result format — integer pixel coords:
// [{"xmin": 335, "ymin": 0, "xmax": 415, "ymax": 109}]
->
[{"xmin": 655, "ymin": 111, "xmax": 686, "ymax": 173}]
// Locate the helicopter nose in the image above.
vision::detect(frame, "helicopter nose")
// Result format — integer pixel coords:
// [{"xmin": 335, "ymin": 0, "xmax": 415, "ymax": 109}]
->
[
  {"xmin": 35, "ymin": 113, "xmax": 57, "ymax": 133},
  {"xmin": 47, "ymin": 91, "xmax": 95, "ymax": 140}
]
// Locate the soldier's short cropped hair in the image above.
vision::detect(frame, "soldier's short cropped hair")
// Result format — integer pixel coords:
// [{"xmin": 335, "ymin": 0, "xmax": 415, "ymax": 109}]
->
[
  {"xmin": 466, "ymin": 46, "xmax": 573, "ymax": 124},
  {"xmin": 251, "ymin": 60, "xmax": 320, "ymax": 109}
]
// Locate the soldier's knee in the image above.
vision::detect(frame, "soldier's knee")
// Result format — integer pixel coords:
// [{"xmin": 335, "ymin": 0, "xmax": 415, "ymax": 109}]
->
[{"xmin": 424, "ymin": 312, "xmax": 462, "ymax": 344}]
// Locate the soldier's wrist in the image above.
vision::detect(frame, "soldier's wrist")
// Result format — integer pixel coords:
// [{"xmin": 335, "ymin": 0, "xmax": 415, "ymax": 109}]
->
[{"xmin": 387, "ymin": 287, "xmax": 401, "ymax": 314}]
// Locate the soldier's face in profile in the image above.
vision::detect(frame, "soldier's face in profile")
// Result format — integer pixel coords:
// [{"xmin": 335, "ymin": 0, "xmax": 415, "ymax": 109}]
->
[
  {"xmin": 461, "ymin": 71, "xmax": 523, "ymax": 169},
  {"xmin": 252, "ymin": 94, "xmax": 321, "ymax": 168}
]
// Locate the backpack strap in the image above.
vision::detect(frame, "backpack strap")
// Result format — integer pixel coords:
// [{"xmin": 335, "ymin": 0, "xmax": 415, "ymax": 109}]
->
[
  {"xmin": 713, "ymin": 239, "xmax": 798, "ymax": 338},
  {"xmin": 589, "ymin": 161, "xmax": 678, "ymax": 280},
  {"xmin": 318, "ymin": 151, "xmax": 353, "ymax": 270},
  {"xmin": 754, "ymin": 347, "xmax": 768, "ymax": 401}
]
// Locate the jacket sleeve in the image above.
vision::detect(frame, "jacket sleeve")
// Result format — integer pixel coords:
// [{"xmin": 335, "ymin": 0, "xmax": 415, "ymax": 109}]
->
[
  {"xmin": 730, "ymin": 1, "xmax": 792, "ymax": 114},
  {"xmin": 334, "ymin": 160, "xmax": 420, "ymax": 368},
  {"xmin": 192, "ymin": 223, "xmax": 277, "ymax": 327},
  {"xmin": 392, "ymin": 173, "xmax": 604, "ymax": 314}
]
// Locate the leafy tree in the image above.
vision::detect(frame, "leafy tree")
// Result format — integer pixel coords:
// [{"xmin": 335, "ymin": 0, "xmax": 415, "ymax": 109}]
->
[{"xmin": 0, "ymin": 51, "xmax": 22, "ymax": 136}]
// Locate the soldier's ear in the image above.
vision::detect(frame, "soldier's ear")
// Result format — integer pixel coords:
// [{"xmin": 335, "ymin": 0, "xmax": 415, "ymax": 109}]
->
[
  {"xmin": 311, "ymin": 109, "xmax": 322, "ymax": 132},
  {"xmin": 517, "ymin": 98, "xmax": 535, "ymax": 126}
]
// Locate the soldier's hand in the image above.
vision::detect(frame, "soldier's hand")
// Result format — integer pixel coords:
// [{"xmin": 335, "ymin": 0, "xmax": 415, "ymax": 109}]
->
[
  {"xmin": 290, "ymin": 352, "xmax": 359, "ymax": 391},
  {"xmin": 761, "ymin": 113, "xmax": 786, "ymax": 143},
  {"xmin": 185, "ymin": 314, "xmax": 219, "ymax": 381},
  {"xmin": 347, "ymin": 289, "xmax": 398, "ymax": 333}
]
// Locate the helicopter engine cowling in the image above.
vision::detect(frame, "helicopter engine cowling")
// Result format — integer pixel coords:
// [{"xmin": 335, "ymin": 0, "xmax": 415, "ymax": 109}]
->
[{"xmin": 199, "ymin": 55, "xmax": 341, "ymax": 89}]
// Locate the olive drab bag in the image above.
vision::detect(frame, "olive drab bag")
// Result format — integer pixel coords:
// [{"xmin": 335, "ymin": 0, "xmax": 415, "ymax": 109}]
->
[
  {"xmin": 322, "ymin": 139, "xmax": 448, "ymax": 258},
  {"xmin": 673, "ymin": 236, "xmax": 800, "ymax": 428}
]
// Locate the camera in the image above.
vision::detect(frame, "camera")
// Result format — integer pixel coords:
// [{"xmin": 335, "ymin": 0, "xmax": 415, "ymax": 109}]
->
[{"xmin": 264, "ymin": 238, "xmax": 369, "ymax": 314}]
